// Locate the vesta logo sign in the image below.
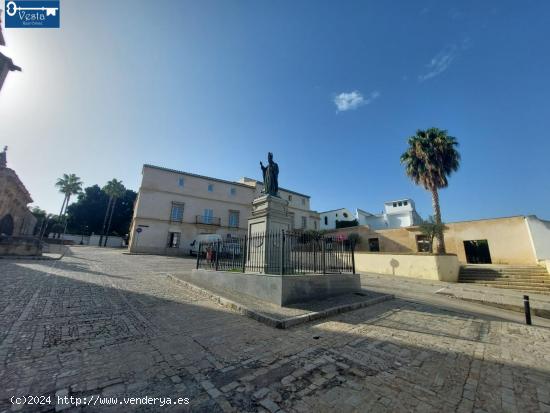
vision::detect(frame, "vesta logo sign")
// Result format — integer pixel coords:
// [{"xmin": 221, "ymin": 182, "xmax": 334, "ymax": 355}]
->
[{"xmin": 4, "ymin": 0, "xmax": 60, "ymax": 28}]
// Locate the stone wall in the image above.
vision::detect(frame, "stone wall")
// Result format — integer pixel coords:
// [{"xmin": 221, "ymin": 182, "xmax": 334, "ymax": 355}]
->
[
  {"xmin": 0, "ymin": 236, "xmax": 42, "ymax": 256},
  {"xmin": 0, "ymin": 161, "xmax": 35, "ymax": 236},
  {"xmin": 327, "ymin": 216, "xmax": 540, "ymax": 265},
  {"xmin": 355, "ymin": 252, "xmax": 460, "ymax": 282}
]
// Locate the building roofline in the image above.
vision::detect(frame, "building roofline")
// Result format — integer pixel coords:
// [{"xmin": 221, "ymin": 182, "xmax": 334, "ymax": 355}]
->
[
  {"xmin": 239, "ymin": 177, "xmax": 310, "ymax": 198},
  {"xmin": 356, "ymin": 208, "xmax": 374, "ymax": 215},
  {"xmin": 400, "ymin": 215, "xmax": 529, "ymax": 229},
  {"xmin": 319, "ymin": 208, "xmax": 350, "ymax": 214},
  {"xmin": 2, "ymin": 168, "xmax": 33, "ymax": 203},
  {"xmin": 142, "ymin": 164, "xmax": 311, "ymax": 198},
  {"xmin": 143, "ymin": 164, "xmax": 253, "ymax": 189},
  {"xmin": 384, "ymin": 199, "xmax": 414, "ymax": 205}
]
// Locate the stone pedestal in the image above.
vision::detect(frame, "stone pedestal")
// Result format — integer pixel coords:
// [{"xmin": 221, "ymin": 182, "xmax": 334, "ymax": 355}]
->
[
  {"xmin": 247, "ymin": 195, "xmax": 291, "ymax": 273},
  {"xmin": 248, "ymin": 195, "xmax": 291, "ymax": 235}
]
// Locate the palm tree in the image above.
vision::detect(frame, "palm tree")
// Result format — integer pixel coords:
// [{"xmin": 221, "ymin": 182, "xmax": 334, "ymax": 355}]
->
[
  {"xmin": 55, "ymin": 173, "xmax": 83, "ymax": 237},
  {"xmin": 99, "ymin": 179, "xmax": 126, "ymax": 246},
  {"xmin": 400, "ymin": 128, "xmax": 460, "ymax": 254}
]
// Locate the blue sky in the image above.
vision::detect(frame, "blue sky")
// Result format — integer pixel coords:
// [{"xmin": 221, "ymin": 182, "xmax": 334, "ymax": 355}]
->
[{"xmin": 1, "ymin": 0, "xmax": 549, "ymax": 221}]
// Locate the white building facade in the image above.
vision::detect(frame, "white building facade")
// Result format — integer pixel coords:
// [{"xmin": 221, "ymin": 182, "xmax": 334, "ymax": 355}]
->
[
  {"xmin": 128, "ymin": 165, "xmax": 320, "ymax": 256},
  {"xmin": 320, "ymin": 199, "xmax": 423, "ymax": 230},
  {"xmin": 319, "ymin": 208, "xmax": 356, "ymax": 230}
]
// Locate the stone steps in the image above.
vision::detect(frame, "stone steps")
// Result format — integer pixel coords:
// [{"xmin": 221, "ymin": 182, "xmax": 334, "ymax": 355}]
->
[{"xmin": 458, "ymin": 264, "xmax": 550, "ymax": 293}]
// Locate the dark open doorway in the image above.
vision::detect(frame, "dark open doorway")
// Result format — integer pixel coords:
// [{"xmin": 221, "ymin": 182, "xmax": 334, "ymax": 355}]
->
[
  {"xmin": 0, "ymin": 214, "xmax": 14, "ymax": 236},
  {"xmin": 463, "ymin": 240, "xmax": 492, "ymax": 264},
  {"xmin": 368, "ymin": 238, "xmax": 380, "ymax": 252}
]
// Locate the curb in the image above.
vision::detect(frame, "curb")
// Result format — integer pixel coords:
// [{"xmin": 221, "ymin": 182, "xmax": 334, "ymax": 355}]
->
[
  {"xmin": 0, "ymin": 255, "xmax": 62, "ymax": 261},
  {"xmin": 436, "ymin": 291, "xmax": 550, "ymax": 320},
  {"xmin": 167, "ymin": 274, "xmax": 394, "ymax": 329}
]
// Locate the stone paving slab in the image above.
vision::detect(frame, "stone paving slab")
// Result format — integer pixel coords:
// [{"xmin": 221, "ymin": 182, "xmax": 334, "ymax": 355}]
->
[
  {"xmin": 436, "ymin": 286, "xmax": 550, "ymax": 319},
  {"xmin": 168, "ymin": 273, "xmax": 394, "ymax": 329},
  {"xmin": 1, "ymin": 247, "xmax": 550, "ymax": 412},
  {"xmin": 361, "ymin": 272, "xmax": 550, "ymax": 320}
]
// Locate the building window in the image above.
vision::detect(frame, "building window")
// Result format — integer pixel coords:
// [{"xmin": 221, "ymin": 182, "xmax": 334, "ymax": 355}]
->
[
  {"xmin": 398, "ymin": 201, "xmax": 403, "ymax": 207},
  {"xmin": 314, "ymin": 220, "xmax": 317, "ymax": 230},
  {"xmin": 393, "ymin": 202, "xmax": 397, "ymax": 207},
  {"xmin": 301, "ymin": 216, "xmax": 307, "ymax": 229},
  {"xmin": 228, "ymin": 210, "xmax": 240, "ymax": 228},
  {"xmin": 343, "ymin": 212, "xmax": 348, "ymax": 218},
  {"xmin": 170, "ymin": 203, "xmax": 184, "ymax": 222},
  {"xmin": 416, "ymin": 235, "xmax": 432, "ymax": 252},
  {"xmin": 289, "ymin": 213, "xmax": 295, "ymax": 229},
  {"xmin": 288, "ymin": 195, "xmax": 292, "ymax": 201},
  {"xmin": 168, "ymin": 232, "xmax": 181, "ymax": 248},
  {"xmin": 208, "ymin": 184, "xmax": 214, "ymax": 192},
  {"xmin": 178, "ymin": 177, "xmax": 185, "ymax": 187},
  {"xmin": 302, "ymin": 198, "xmax": 306, "ymax": 205},
  {"xmin": 368, "ymin": 238, "xmax": 380, "ymax": 252},
  {"xmin": 404, "ymin": 200, "xmax": 408, "ymax": 206},
  {"xmin": 203, "ymin": 208, "xmax": 214, "ymax": 224},
  {"xmin": 230, "ymin": 188, "xmax": 236, "ymax": 196},
  {"xmin": 324, "ymin": 216, "xmax": 328, "ymax": 225}
]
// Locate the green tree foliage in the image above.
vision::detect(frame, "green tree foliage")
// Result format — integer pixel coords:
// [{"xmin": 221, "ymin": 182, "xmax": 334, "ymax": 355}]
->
[
  {"xmin": 100, "ymin": 179, "xmax": 127, "ymax": 246},
  {"xmin": 55, "ymin": 173, "xmax": 83, "ymax": 218},
  {"xmin": 400, "ymin": 128, "xmax": 460, "ymax": 254},
  {"xmin": 418, "ymin": 216, "xmax": 447, "ymax": 253},
  {"xmin": 66, "ymin": 185, "xmax": 136, "ymax": 236},
  {"xmin": 336, "ymin": 219, "xmax": 358, "ymax": 229}
]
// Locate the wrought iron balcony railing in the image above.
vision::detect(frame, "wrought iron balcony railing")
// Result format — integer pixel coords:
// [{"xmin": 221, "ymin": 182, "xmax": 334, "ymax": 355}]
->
[{"xmin": 195, "ymin": 215, "xmax": 221, "ymax": 226}]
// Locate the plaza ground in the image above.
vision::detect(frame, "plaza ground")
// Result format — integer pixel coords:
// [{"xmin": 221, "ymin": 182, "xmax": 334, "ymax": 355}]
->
[{"xmin": 1, "ymin": 247, "xmax": 550, "ymax": 412}]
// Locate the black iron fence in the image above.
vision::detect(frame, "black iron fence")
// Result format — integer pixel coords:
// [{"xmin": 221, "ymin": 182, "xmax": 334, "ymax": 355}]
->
[{"xmin": 196, "ymin": 231, "xmax": 355, "ymax": 274}]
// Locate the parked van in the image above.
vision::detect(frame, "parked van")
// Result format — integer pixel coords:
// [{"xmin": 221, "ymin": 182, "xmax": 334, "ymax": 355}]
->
[{"xmin": 189, "ymin": 234, "xmax": 222, "ymax": 255}]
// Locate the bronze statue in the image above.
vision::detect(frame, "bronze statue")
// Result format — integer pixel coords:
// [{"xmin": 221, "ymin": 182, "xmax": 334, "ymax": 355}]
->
[{"xmin": 260, "ymin": 152, "xmax": 279, "ymax": 196}]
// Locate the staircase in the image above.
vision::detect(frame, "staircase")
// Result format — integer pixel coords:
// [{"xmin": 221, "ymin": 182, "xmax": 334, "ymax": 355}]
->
[{"xmin": 458, "ymin": 264, "xmax": 550, "ymax": 294}]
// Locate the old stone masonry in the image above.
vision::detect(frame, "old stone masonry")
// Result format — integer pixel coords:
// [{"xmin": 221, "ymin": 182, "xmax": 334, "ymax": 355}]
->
[{"xmin": 1, "ymin": 247, "xmax": 550, "ymax": 412}]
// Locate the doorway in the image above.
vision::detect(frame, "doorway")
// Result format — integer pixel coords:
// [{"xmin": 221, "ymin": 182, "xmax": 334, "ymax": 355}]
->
[
  {"xmin": 0, "ymin": 214, "xmax": 14, "ymax": 236},
  {"xmin": 463, "ymin": 240, "xmax": 492, "ymax": 264},
  {"xmin": 368, "ymin": 238, "xmax": 380, "ymax": 252}
]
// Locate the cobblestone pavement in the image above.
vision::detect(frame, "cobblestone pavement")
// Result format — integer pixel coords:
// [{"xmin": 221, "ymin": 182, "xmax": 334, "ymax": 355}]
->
[{"xmin": 1, "ymin": 247, "xmax": 550, "ymax": 413}]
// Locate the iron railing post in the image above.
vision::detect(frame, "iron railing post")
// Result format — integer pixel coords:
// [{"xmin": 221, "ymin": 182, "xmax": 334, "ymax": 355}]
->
[
  {"xmin": 215, "ymin": 241, "xmax": 220, "ymax": 271},
  {"xmin": 242, "ymin": 235, "xmax": 247, "ymax": 273},
  {"xmin": 322, "ymin": 238, "xmax": 326, "ymax": 274},
  {"xmin": 351, "ymin": 243, "xmax": 356, "ymax": 274},
  {"xmin": 279, "ymin": 230, "xmax": 285, "ymax": 275}
]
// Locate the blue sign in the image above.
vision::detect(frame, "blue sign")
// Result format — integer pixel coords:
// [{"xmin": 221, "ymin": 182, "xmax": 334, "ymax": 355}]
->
[{"xmin": 4, "ymin": 0, "xmax": 60, "ymax": 28}]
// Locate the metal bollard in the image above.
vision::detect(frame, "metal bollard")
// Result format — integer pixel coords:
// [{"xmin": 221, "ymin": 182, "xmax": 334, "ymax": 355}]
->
[{"xmin": 524, "ymin": 295, "xmax": 532, "ymax": 325}]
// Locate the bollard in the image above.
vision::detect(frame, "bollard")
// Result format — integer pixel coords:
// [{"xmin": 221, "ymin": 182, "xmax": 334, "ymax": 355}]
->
[{"xmin": 524, "ymin": 295, "xmax": 532, "ymax": 325}]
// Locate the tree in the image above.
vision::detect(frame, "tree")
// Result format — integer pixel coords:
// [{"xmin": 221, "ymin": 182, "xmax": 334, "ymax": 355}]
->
[
  {"xmin": 65, "ymin": 185, "xmax": 137, "ymax": 240},
  {"xmin": 336, "ymin": 219, "xmax": 359, "ymax": 229},
  {"xmin": 400, "ymin": 128, "xmax": 460, "ymax": 253},
  {"xmin": 100, "ymin": 179, "xmax": 126, "ymax": 246},
  {"xmin": 55, "ymin": 173, "xmax": 83, "ymax": 228},
  {"xmin": 418, "ymin": 216, "xmax": 447, "ymax": 253},
  {"xmin": 30, "ymin": 206, "xmax": 47, "ymax": 237}
]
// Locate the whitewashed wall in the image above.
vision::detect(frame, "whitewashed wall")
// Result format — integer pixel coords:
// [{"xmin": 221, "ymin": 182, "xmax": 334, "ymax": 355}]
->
[{"xmin": 526, "ymin": 216, "xmax": 550, "ymax": 260}]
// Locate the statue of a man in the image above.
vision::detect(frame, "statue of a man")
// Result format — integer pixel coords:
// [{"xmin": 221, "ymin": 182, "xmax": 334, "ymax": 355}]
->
[{"xmin": 260, "ymin": 152, "xmax": 279, "ymax": 196}]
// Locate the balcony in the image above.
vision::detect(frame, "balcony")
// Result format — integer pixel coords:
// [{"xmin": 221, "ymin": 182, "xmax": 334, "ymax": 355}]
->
[{"xmin": 195, "ymin": 215, "xmax": 221, "ymax": 226}]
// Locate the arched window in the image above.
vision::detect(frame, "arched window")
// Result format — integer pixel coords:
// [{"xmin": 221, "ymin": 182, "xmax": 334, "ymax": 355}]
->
[{"xmin": 324, "ymin": 216, "xmax": 328, "ymax": 225}]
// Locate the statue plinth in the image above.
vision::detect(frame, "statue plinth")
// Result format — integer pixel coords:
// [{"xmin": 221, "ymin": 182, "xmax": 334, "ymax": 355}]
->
[
  {"xmin": 247, "ymin": 195, "xmax": 291, "ymax": 274},
  {"xmin": 248, "ymin": 195, "xmax": 291, "ymax": 235}
]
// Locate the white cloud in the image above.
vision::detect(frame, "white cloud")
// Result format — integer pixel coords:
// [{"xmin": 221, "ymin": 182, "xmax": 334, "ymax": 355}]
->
[
  {"xmin": 418, "ymin": 45, "xmax": 458, "ymax": 82},
  {"xmin": 334, "ymin": 90, "xmax": 380, "ymax": 112},
  {"xmin": 418, "ymin": 39, "xmax": 471, "ymax": 82}
]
